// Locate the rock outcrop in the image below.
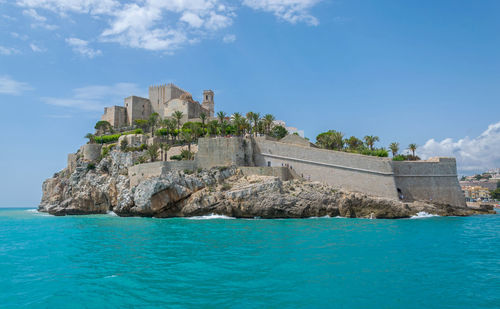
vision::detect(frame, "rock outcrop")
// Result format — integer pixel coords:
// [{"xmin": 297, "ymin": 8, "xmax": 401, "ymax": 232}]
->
[{"xmin": 39, "ymin": 150, "xmax": 495, "ymax": 218}]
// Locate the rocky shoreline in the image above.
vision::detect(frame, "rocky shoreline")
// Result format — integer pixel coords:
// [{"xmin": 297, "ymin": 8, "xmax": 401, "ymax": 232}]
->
[{"xmin": 39, "ymin": 150, "xmax": 495, "ymax": 219}]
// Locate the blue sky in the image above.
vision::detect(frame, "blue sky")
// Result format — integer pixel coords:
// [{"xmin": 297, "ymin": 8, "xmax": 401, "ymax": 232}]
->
[{"xmin": 0, "ymin": 0, "xmax": 499, "ymax": 206}]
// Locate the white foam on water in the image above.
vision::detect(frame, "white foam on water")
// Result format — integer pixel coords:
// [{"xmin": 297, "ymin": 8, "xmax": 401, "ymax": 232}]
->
[
  {"xmin": 308, "ymin": 215, "xmax": 331, "ymax": 219},
  {"xmin": 410, "ymin": 211, "xmax": 440, "ymax": 219},
  {"xmin": 104, "ymin": 275, "xmax": 117, "ymax": 278},
  {"xmin": 107, "ymin": 211, "xmax": 118, "ymax": 216},
  {"xmin": 187, "ymin": 214, "xmax": 235, "ymax": 220},
  {"xmin": 26, "ymin": 209, "xmax": 51, "ymax": 216}
]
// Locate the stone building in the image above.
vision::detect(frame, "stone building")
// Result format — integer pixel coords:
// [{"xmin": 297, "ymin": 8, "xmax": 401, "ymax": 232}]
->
[{"xmin": 101, "ymin": 83, "xmax": 214, "ymax": 128}]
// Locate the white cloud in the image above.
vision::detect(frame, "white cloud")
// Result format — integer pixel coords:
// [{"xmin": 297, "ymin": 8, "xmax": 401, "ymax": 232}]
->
[
  {"xmin": 22, "ymin": 8, "xmax": 58, "ymax": 29},
  {"xmin": 14, "ymin": 0, "xmax": 322, "ymax": 53},
  {"xmin": 0, "ymin": 76, "xmax": 32, "ymax": 95},
  {"xmin": 0, "ymin": 45, "xmax": 20, "ymax": 55},
  {"xmin": 65, "ymin": 37, "xmax": 102, "ymax": 58},
  {"xmin": 30, "ymin": 43, "xmax": 45, "ymax": 52},
  {"xmin": 419, "ymin": 121, "xmax": 500, "ymax": 173},
  {"xmin": 42, "ymin": 82, "xmax": 144, "ymax": 111},
  {"xmin": 242, "ymin": 0, "xmax": 321, "ymax": 25},
  {"xmin": 223, "ymin": 34, "xmax": 236, "ymax": 43}
]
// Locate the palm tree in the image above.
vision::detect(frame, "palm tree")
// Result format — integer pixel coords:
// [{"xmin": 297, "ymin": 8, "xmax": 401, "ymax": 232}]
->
[
  {"xmin": 207, "ymin": 120, "xmax": 219, "ymax": 136},
  {"xmin": 251, "ymin": 112, "xmax": 260, "ymax": 136},
  {"xmin": 246, "ymin": 112, "xmax": 255, "ymax": 133},
  {"xmin": 200, "ymin": 112, "xmax": 207, "ymax": 129},
  {"xmin": 181, "ymin": 130, "xmax": 193, "ymax": 159},
  {"xmin": 217, "ymin": 111, "xmax": 227, "ymax": 136},
  {"xmin": 148, "ymin": 112, "xmax": 160, "ymax": 136},
  {"xmin": 217, "ymin": 111, "xmax": 226, "ymax": 124},
  {"xmin": 408, "ymin": 143, "xmax": 417, "ymax": 157},
  {"xmin": 389, "ymin": 142, "xmax": 399, "ymax": 157},
  {"xmin": 364, "ymin": 135, "xmax": 380, "ymax": 150},
  {"xmin": 263, "ymin": 114, "xmax": 275, "ymax": 135},
  {"xmin": 232, "ymin": 112, "xmax": 243, "ymax": 136},
  {"xmin": 147, "ymin": 143, "xmax": 160, "ymax": 162},
  {"xmin": 173, "ymin": 111, "xmax": 184, "ymax": 133},
  {"xmin": 160, "ymin": 143, "xmax": 170, "ymax": 161},
  {"xmin": 85, "ymin": 133, "xmax": 95, "ymax": 144}
]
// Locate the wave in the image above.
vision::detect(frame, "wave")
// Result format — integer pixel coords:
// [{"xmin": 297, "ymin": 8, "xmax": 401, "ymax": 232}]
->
[
  {"xmin": 410, "ymin": 211, "xmax": 440, "ymax": 219},
  {"xmin": 107, "ymin": 211, "xmax": 118, "ymax": 217},
  {"xmin": 187, "ymin": 214, "xmax": 235, "ymax": 220}
]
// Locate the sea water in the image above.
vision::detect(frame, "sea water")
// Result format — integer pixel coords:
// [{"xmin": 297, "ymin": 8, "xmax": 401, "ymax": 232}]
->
[{"xmin": 0, "ymin": 208, "xmax": 498, "ymax": 308}]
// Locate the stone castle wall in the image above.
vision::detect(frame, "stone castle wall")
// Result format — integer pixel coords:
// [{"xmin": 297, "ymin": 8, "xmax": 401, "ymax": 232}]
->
[
  {"xmin": 392, "ymin": 158, "xmax": 466, "ymax": 206},
  {"xmin": 102, "ymin": 106, "xmax": 128, "ymax": 128},
  {"xmin": 124, "ymin": 96, "xmax": 152, "ymax": 124},
  {"xmin": 149, "ymin": 84, "xmax": 186, "ymax": 115},
  {"xmin": 195, "ymin": 137, "xmax": 465, "ymax": 206},
  {"xmin": 128, "ymin": 161, "xmax": 196, "ymax": 187},
  {"xmin": 196, "ymin": 137, "xmax": 254, "ymax": 169},
  {"xmin": 253, "ymin": 138, "xmax": 400, "ymax": 199}
]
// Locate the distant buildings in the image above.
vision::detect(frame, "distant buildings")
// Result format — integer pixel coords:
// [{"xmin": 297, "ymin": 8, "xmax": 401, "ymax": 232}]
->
[
  {"xmin": 461, "ymin": 185, "xmax": 491, "ymax": 202},
  {"xmin": 273, "ymin": 120, "xmax": 305, "ymax": 137}
]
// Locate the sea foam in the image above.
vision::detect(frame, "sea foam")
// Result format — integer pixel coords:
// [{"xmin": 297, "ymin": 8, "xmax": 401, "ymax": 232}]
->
[
  {"xmin": 410, "ymin": 211, "xmax": 440, "ymax": 219},
  {"xmin": 187, "ymin": 214, "xmax": 235, "ymax": 220}
]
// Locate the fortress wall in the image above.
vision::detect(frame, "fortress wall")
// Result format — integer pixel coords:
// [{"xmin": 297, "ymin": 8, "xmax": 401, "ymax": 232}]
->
[
  {"xmin": 125, "ymin": 96, "xmax": 152, "ymax": 124},
  {"xmin": 196, "ymin": 137, "xmax": 254, "ymax": 169},
  {"xmin": 80, "ymin": 144, "xmax": 102, "ymax": 162},
  {"xmin": 128, "ymin": 161, "xmax": 197, "ymax": 187},
  {"xmin": 253, "ymin": 139, "xmax": 399, "ymax": 199},
  {"xmin": 392, "ymin": 158, "xmax": 466, "ymax": 206},
  {"xmin": 102, "ymin": 106, "xmax": 128, "ymax": 128},
  {"xmin": 238, "ymin": 167, "xmax": 294, "ymax": 181},
  {"xmin": 149, "ymin": 84, "xmax": 186, "ymax": 115}
]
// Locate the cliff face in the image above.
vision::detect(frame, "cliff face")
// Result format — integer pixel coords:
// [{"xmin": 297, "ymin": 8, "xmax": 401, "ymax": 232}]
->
[{"xmin": 39, "ymin": 150, "xmax": 494, "ymax": 218}]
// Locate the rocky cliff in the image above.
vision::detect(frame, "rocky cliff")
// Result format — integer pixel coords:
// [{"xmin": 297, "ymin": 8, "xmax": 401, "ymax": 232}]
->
[{"xmin": 39, "ymin": 150, "xmax": 494, "ymax": 218}]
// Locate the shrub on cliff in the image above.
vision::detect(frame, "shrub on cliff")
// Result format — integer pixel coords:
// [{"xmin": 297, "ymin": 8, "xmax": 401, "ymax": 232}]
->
[{"xmin": 94, "ymin": 134, "xmax": 121, "ymax": 144}]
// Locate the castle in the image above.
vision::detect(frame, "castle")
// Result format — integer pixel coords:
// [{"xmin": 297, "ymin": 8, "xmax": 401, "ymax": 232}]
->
[{"xmin": 101, "ymin": 83, "xmax": 214, "ymax": 128}]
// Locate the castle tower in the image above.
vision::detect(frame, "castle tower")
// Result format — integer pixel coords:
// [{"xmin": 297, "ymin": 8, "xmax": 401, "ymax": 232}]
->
[
  {"xmin": 148, "ymin": 83, "xmax": 186, "ymax": 115},
  {"xmin": 201, "ymin": 90, "xmax": 214, "ymax": 117}
]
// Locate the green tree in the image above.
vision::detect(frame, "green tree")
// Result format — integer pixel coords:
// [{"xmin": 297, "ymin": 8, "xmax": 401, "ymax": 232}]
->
[
  {"xmin": 232, "ymin": 112, "xmax": 243, "ymax": 136},
  {"xmin": 207, "ymin": 120, "xmax": 219, "ymax": 136},
  {"xmin": 364, "ymin": 135, "xmax": 380, "ymax": 150},
  {"xmin": 85, "ymin": 133, "xmax": 95, "ymax": 144},
  {"xmin": 251, "ymin": 112, "xmax": 260, "ymax": 136},
  {"xmin": 345, "ymin": 136, "xmax": 363, "ymax": 151},
  {"xmin": 316, "ymin": 130, "xmax": 344, "ymax": 150},
  {"xmin": 134, "ymin": 119, "xmax": 149, "ymax": 132},
  {"xmin": 147, "ymin": 143, "xmax": 160, "ymax": 162},
  {"xmin": 270, "ymin": 125, "xmax": 288, "ymax": 139},
  {"xmin": 160, "ymin": 143, "xmax": 170, "ymax": 161},
  {"xmin": 263, "ymin": 114, "xmax": 275, "ymax": 135},
  {"xmin": 181, "ymin": 130, "xmax": 194, "ymax": 159},
  {"xmin": 408, "ymin": 143, "xmax": 417, "ymax": 157},
  {"xmin": 490, "ymin": 188, "xmax": 500, "ymax": 200},
  {"xmin": 148, "ymin": 112, "xmax": 160, "ymax": 136},
  {"xmin": 173, "ymin": 111, "xmax": 184, "ymax": 133},
  {"xmin": 94, "ymin": 121, "xmax": 112, "ymax": 135},
  {"xmin": 200, "ymin": 112, "xmax": 207, "ymax": 129},
  {"xmin": 389, "ymin": 142, "xmax": 400, "ymax": 157}
]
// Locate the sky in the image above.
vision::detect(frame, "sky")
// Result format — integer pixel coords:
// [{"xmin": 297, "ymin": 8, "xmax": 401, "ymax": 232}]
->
[{"xmin": 0, "ymin": 0, "xmax": 499, "ymax": 206}]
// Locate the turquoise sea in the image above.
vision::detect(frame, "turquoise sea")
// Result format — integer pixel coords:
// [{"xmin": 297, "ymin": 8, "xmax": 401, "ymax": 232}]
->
[{"xmin": 0, "ymin": 208, "xmax": 499, "ymax": 308}]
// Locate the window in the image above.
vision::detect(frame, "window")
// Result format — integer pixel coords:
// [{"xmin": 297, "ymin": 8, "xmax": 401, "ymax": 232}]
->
[{"xmin": 267, "ymin": 161, "xmax": 271, "ymax": 167}]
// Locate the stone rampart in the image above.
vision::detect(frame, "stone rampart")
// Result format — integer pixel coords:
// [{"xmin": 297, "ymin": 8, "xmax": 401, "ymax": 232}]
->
[
  {"xmin": 253, "ymin": 139, "xmax": 399, "ymax": 199},
  {"xmin": 238, "ymin": 167, "xmax": 294, "ymax": 181},
  {"xmin": 392, "ymin": 158, "xmax": 466, "ymax": 206},
  {"xmin": 196, "ymin": 137, "xmax": 254, "ymax": 169},
  {"xmin": 80, "ymin": 144, "xmax": 102, "ymax": 162},
  {"xmin": 128, "ymin": 161, "xmax": 196, "ymax": 187}
]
